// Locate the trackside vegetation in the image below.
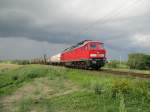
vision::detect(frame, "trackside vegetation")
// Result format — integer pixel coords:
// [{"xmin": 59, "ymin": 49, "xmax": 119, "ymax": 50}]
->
[
  {"xmin": 105, "ymin": 53, "xmax": 150, "ymax": 71},
  {"xmin": 127, "ymin": 53, "xmax": 150, "ymax": 70},
  {"xmin": 0, "ymin": 64, "xmax": 150, "ymax": 112}
]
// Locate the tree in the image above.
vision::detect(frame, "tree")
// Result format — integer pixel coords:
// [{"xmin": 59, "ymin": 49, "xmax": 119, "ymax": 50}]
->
[{"xmin": 127, "ymin": 53, "xmax": 150, "ymax": 70}]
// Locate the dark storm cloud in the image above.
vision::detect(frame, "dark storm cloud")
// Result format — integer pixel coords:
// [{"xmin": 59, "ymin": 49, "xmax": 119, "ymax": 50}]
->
[
  {"xmin": 0, "ymin": 0, "xmax": 150, "ymax": 59},
  {"xmin": 0, "ymin": 8, "xmax": 86, "ymax": 44},
  {"xmin": 0, "ymin": 0, "xmax": 92, "ymax": 44}
]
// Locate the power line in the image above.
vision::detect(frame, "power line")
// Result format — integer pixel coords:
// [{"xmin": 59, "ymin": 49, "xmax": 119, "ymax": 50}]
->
[
  {"xmin": 103, "ymin": 0, "xmax": 145, "ymax": 47},
  {"xmin": 80, "ymin": 0, "xmax": 143, "ymax": 34}
]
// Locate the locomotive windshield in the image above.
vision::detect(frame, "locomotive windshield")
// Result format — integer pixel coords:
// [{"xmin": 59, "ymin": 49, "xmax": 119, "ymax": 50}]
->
[
  {"xmin": 90, "ymin": 44, "xmax": 97, "ymax": 49},
  {"xmin": 89, "ymin": 42, "xmax": 104, "ymax": 50}
]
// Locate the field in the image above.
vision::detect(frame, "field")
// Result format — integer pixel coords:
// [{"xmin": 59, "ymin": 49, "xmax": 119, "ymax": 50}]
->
[{"xmin": 0, "ymin": 64, "xmax": 150, "ymax": 112}]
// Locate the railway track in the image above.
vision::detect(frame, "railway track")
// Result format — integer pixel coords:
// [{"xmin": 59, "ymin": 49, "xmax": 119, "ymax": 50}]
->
[
  {"xmin": 50, "ymin": 65, "xmax": 150, "ymax": 79},
  {"xmin": 100, "ymin": 69, "xmax": 150, "ymax": 79}
]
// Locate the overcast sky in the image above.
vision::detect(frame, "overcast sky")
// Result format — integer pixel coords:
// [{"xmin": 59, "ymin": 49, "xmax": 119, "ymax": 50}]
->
[{"xmin": 0, "ymin": 0, "xmax": 150, "ymax": 60}]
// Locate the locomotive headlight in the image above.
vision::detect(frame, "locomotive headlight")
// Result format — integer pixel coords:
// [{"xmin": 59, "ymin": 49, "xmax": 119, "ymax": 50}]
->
[
  {"xmin": 90, "ymin": 54, "xmax": 97, "ymax": 57},
  {"xmin": 100, "ymin": 54, "xmax": 105, "ymax": 57}
]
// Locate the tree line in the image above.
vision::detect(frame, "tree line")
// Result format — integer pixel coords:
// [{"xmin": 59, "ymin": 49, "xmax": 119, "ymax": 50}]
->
[
  {"xmin": 127, "ymin": 53, "xmax": 150, "ymax": 70},
  {"xmin": 106, "ymin": 53, "xmax": 150, "ymax": 70}
]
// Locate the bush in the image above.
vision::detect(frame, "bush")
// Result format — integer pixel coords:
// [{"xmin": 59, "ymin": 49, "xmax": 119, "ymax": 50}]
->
[
  {"xmin": 12, "ymin": 75, "xmax": 19, "ymax": 81},
  {"xmin": 111, "ymin": 79, "xmax": 131, "ymax": 97},
  {"xmin": 12, "ymin": 60, "xmax": 30, "ymax": 65},
  {"xmin": 106, "ymin": 60, "xmax": 119, "ymax": 68},
  {"xmin": 127, "ymin": 53, "xmax": 150, "ymax": 70},
  {"xmin": 94, "ymin": 83, "xmax": 104, "ymax": 95}
]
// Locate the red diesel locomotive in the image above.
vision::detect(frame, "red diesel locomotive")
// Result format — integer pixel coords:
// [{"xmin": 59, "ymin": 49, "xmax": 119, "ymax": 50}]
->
[{"xmin": 48, "ymin": 40, "xmax": 106, "ymax": 69}]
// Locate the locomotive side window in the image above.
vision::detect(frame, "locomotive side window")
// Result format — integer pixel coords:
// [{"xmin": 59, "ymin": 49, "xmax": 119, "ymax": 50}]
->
[
  {"xmin": 100, "ymin": 43, "xmax": 104, "ymax": 49},
  {"xmin": 85, "ymin": 44, "xmax": 88, "ymax": 50},
  {"xmin": 81, "ymin": 46, "xmax": 85, "ymax": 50}
]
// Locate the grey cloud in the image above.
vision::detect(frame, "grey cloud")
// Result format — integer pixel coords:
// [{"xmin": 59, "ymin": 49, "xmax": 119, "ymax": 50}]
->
[
  {"xmin": 0, "ymin": 37, "xmax": 69, "ymax": 60},
  {"xmin": 0, "ymin": 0, "xmax": 150, "ymax": 59}
]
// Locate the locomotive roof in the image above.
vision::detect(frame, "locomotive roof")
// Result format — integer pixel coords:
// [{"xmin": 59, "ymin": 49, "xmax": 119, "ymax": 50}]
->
[{"xmin": 63, "ymin": 40, "xmax": 103, "ymax": 52}]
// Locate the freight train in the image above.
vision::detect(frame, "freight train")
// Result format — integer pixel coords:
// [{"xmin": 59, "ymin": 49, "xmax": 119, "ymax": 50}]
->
[{"xmin": 47, "ymin": 40, "xmax": 106, "ymax": 70}]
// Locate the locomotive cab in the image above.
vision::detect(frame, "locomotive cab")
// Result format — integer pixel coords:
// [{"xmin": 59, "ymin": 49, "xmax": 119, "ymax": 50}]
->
[
  {"xmin": 88, "ymin": 42, "xmax": 105, "ymax": 58},
  {"xmin": 86, "ymin": 41, "xmax": 106, "ymax": 69}
]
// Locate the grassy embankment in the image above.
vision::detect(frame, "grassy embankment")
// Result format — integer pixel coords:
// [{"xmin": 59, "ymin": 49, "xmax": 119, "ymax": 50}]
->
[{"xmin": 0, "ymin": 64, "xmax": 150, "ymax": 112}]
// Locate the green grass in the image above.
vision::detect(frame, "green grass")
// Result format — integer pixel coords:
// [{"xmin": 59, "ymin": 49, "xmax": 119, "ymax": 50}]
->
[
  {"xmin": 0, "ymin": 65, "xmax": 49, "ymax": 96},
  {"xmin": 0, "ymin": 64, "xmax": 150, "ymax": 112}
]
